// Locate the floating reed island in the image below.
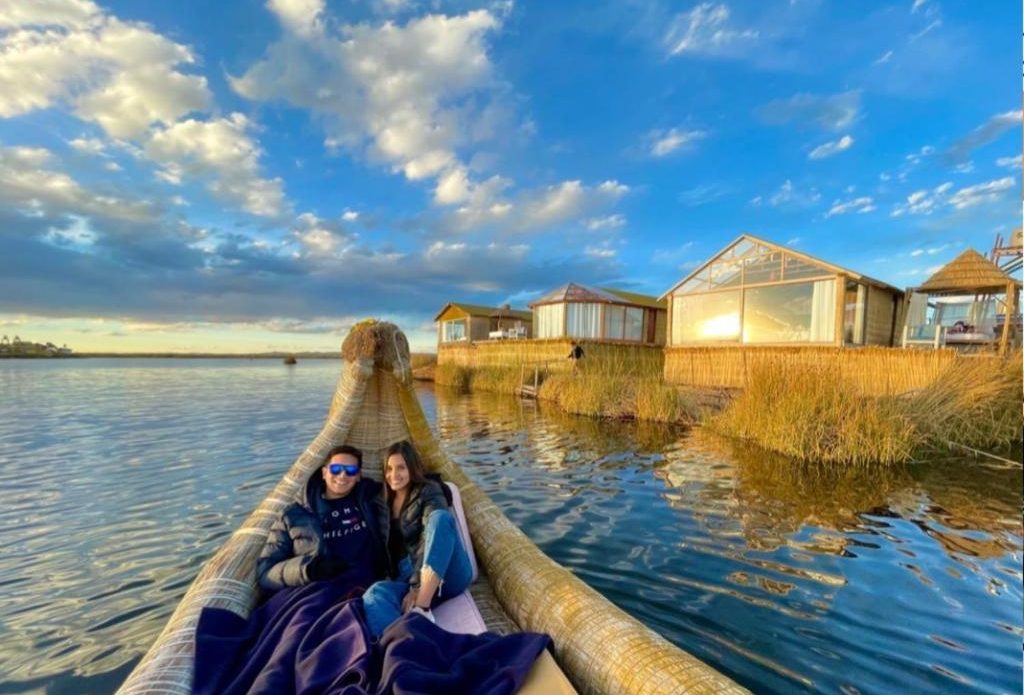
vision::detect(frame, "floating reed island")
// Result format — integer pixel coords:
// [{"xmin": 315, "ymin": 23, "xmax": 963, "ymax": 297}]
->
[{"xmin": 435, "ymin": 339, "xmax": 704, "ymax": 424}]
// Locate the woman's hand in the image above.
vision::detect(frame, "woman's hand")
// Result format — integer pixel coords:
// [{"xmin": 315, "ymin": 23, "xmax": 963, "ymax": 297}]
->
[{"xmin": 401, "ymin": 588, "xmax": 417, "ymax": 613}]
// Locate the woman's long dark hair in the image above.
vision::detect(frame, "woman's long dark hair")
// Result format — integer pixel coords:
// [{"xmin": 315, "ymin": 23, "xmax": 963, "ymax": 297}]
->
[{"xmin": 384, "ymin": 440, "xmax": 428, "ymax": 506}]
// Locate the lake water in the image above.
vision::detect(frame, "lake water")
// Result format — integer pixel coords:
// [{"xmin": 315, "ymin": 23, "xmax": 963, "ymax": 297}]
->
[{"xmin": 0, "ymin": 358, "xmax": 1020, "ymax": 694}]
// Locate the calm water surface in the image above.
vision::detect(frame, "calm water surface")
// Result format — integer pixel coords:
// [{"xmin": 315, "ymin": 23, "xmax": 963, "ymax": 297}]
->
[{"xmin": 0, "ymin": 359, "xmax": 1020, "ymax": 694}]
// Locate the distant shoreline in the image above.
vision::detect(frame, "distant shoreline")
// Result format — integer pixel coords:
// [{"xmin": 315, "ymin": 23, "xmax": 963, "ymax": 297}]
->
[{"xmin": 3, "ymin": 352, "xmax": 439, "ymax": 359}]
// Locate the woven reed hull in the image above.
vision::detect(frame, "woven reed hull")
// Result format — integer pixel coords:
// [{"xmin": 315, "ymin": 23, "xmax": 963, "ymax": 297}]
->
[{"xmin": 119, "ymin": 322, "xmax": 748, "ymax": 695}]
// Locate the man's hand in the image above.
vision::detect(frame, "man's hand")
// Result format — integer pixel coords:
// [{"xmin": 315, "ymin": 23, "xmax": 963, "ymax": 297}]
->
[{"xmin": 306, "ymin": 553, "xmax": 347, "ymax": 581}]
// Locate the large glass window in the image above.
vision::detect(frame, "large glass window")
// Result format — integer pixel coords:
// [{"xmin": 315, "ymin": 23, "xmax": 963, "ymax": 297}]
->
[
  {"xmin": 672, "ymin": 290, "xmax": 741, "ymax": 343},
  {"xmin": 534, "ymin": 304, "xmax": 565, "ymax": 338},
  {"xmin": 843, "ymin": 281, "xmax": 867, "ymax": 345},
  {"xmin": 603, "ymin": 305, "xmax": 625, "ymax": 339},
  {"xmin": 442, "ymin": 319, "xmax": 466, "ymax": 342},
  {"xmin": 743, "ymin": 281, "xmax": 835, "ymax": 343},
  {"xmin": 625, "ymin": 307, "xmax": 644, "ymax": 341},
  {"xmin": 566, "ymin": 303, "xmax": 601, "ymax": 338}
]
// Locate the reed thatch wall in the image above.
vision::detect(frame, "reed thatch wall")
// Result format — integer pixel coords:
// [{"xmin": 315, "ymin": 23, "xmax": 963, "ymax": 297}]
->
[
  {"xmin": 664, "ymin": 346, "xmax": 965, "ymax": 395},
  {"xmin": 439, "ymin": 339, "xmax": 664, "ymax": 375}
]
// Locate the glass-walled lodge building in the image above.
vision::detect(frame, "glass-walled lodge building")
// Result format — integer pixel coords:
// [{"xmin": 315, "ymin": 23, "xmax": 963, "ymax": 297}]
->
[
  {"xmin": 661, "ymin": 235, "xmax": 903, "ymax": 347},
  {"xmin": 529, "ymin": 283, "xmax": 667, "ymax": 345}
]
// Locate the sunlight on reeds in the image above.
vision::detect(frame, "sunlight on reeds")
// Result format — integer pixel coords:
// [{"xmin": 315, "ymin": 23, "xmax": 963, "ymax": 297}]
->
[
  {"xmin": 539, "ymin": 373, "xmax": 699, "ymax": 423},
  {"xmin": 434, "ymin": 363, "xmax": 471, "ymax": 392},
  {"xmin": 410, "ymin": 353, "xmax": 437, "ymax": 370},
  {"xmin": 709, "ymin": 353, "xmax": 1023, "ymax": 465}
]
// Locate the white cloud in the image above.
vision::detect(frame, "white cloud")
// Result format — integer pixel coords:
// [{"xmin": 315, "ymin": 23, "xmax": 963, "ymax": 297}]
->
[
  {"xmin": 290, "ymin": 212, "xmax": 355, "ymax": 257},
  {"xmin": 664, "ymin": 3, "xmax": 758, "ymax": 57},
  {"xmin": 911, "ymin": 0, "xmax": 930, "ymax": 13},
  {"xmin": 233, "ymin": 7, "xmax": 621, "ymax": 231},
  {"xmin": 756, "ymin": 90, "xmax": 861, "ymax": 131},
  {"xmin": 948, "ymin": 177, "xmax": 1015, "ymax": 210},
  {"xmin": 649, "ymin": 127, "xmax": 707, "ymax": 157},
  {"xmin": 145, "ymin": 113, "xmax": 286, "ymax": 216},
  {"xmin": 995, "ymin": 155, "xmax": 1021, "ymax": 169},
  {"xmin": 757, "ymin": 179, "xmax": 821, "ymax": 208},
  {"xmin": 947, "ymin": 110, "xmax": 1022, "ymax": 163},
  {"xmin": 0, "ymin": 4, "xmax": 211, "ymax": 137},
  {"xmin": 891, "ymin": 178, "xmax": 1014, "ymax": 215},
  {"xmin": 0, "ymin": 0, "xmax": 99, "ymax": 29},
  {"xmin": 809, "ymin": 134, "xmax": 854, "ymax": 160},
  {"xmin": 341, "ymin": 209, "xmax": 360, "ymax": 221},
  {"xmin": 891, "ymin": 181, "xmax": 952, "ymax": 216},
  {"xmin": 68, "ymin": 136, "xmax": 106, "ymax": 155},
  {"xmin": 233, "ymin": 9, "xmax": 499, "ymax": 187},
  {"xmin": 826, "ymin": 196, "xmax": 875, "ymax": 217},
  {"xmin": 451, "ymin": 178, "xmax": 629, "ymax": 232},
  {"xmin": 677, "ymin": 183, "xmax": 729, "ymax": 206},
  {"xmin": 874, "ymin": 50, "xmax": 894, "ymax": 64},
  {"xmin": 0, "ymin": 144, "xmax": 152, "ymax": 221},
  {"xmin": 910, "ymin": 243, "xmax": 949, "ymax": 257},
  {"xmin": 267, "ymin": 0, "xmax": 324, "ymax": 37},
  {"xmin": 584, "ymin": 244, "xmax": 617, "ymax": 258},
  {"xmin": 586, "ymin": 214, "xmax": 626, "ymax": 231}
]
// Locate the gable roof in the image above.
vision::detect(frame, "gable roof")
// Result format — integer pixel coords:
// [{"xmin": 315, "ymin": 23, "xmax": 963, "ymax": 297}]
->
[
  {"xmin": 915, "ymin": 249, "xmax": 1022, "ymax": 294},
  {"xmin": 433, "ymin": 302, "xmax": 532, "ymax": 322},
  {"xmin": 659, "ymin": 233, "xmax": 901, "ymax": 299},
  {"xmin": 529, "ymin": 282, "xmax": 665, "ymax": 309}
]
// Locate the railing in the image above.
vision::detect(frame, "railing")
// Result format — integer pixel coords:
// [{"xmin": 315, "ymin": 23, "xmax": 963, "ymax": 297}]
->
[{"xmin": 902, "ymin": 324, "xmax": 946, "ymax": 349}]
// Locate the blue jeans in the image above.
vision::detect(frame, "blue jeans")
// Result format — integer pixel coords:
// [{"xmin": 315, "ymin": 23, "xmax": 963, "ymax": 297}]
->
[{"xmin": 362, "ymin": 509, "xmax": 473, "ymax": 637}]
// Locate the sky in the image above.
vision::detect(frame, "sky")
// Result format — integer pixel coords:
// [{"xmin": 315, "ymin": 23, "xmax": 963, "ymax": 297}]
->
[{"xmin": 0, "ymin": 0, "xmax": 1019, "ymax": 353}]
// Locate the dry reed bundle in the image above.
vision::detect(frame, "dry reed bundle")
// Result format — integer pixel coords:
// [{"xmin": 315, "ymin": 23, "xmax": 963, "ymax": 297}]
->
[
  {"xmin": 709, "ymin": 352, "xmax": 1023, "ymax": 465},
  {"xmin": 665, "ymin": 346, "xmax": 959, "ymax": 396},
  {"xmin": 709, "ymin": 363, "xmax": 915, "ymax": 465},
  {"xmin": 903, "ymin": 352, "xmax": 1023, "ymax": 453}
]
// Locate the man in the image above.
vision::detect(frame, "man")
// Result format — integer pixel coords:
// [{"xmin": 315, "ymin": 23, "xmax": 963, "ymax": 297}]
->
[
  {"xmin": 568, "ymin": 341, "xmax": 584, "ymax": 372},
  {"xmin": 258, "ymin": 444, "xmax": 389, "ymax": 592}
]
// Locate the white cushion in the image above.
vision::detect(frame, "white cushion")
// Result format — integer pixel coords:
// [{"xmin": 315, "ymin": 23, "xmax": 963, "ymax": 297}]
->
[
  {"xmin": 432, "ymin": 589, "xmax": 487, "ymax": 635},
  {"xmin": 444, "ymin": 482, "xmax": 479, "ymax": 583}
]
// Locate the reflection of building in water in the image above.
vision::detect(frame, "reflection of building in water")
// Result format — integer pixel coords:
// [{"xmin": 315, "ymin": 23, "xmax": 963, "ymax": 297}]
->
[{"xmin": 655, "ymin": 428, "xmax": 1022, "ymax": 564}]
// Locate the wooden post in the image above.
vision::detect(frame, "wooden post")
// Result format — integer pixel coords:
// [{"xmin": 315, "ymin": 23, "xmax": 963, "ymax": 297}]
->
[
  {"xmin": 998, "ymin": 281, "xmax": 1015, "ymax": 355},
  {"xmin": 534, "ymin": 367, "xmax": 539, "ymax": 393},
  {"xmin": 933, "ymin": 324, "xmax": 941, "ymax": 349},
  {"xmin": 834, "ymin": 275, "xmax": 845, "ymax": 347}
]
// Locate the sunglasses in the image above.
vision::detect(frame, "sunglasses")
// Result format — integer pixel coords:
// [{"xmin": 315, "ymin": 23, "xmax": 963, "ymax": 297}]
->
[{"xmin": 328, "ymin": 463, "xmax": 360, "ymax": 476}]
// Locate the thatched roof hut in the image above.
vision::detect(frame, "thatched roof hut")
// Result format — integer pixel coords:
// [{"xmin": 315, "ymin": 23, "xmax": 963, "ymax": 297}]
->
[
  {"xmin": 916, "ymin": 249, "xmax": 1021, "ymax": 294},
  {"xmin": 904, "ymin": 249, "xmax": 1021, "ymax": 354}
]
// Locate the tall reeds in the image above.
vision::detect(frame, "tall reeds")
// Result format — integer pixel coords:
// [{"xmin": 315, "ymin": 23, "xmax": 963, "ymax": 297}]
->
[{"xmin": 709, "ymin": 353, "xmax": 1023, "ymax": 465}]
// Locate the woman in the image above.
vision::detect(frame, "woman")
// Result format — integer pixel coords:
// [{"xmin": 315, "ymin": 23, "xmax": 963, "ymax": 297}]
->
[{"xmin": 361, "ymin": 440, "xmax": 474, "ymax": 638}]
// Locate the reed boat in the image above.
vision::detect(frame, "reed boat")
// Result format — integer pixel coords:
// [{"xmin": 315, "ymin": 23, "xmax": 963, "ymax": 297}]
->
[{"xmin": 119, "ymin": 321, "xmax": 748, "ymax": 695}]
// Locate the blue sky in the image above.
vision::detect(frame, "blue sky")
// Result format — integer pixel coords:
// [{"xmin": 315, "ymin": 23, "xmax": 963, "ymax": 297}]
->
[{"xmin": 0, "ymin": 0, "xmax": 1019, "ymax": 352}]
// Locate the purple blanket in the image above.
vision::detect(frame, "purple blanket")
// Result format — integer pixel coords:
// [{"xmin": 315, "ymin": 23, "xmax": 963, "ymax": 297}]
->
[{"xmin": 193, "ymin": 579, "xmax": 552, "ymax": 695}]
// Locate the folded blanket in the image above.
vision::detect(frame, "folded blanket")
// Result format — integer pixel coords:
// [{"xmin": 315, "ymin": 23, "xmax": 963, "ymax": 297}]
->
[{"xmin": 194, "ymin": 578, "xmax": 550, "ymax": 695}]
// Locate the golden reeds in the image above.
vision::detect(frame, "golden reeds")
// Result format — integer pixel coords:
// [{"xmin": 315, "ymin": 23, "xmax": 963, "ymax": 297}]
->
[
  {"xmin": 709, "ymin": 353, "xmax": 1023, "ymax": 465},
  {"xmin": 665, "ymin": 346, "xmax": 959, "ymax": 395}
]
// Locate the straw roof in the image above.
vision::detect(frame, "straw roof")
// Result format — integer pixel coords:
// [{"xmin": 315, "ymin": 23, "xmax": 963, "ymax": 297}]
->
[
  {"xmin": 915, "ymin": 249, "xmax": 1022, "ymax": 294},
  {"xmin": 530, "ymin": 282, "xmax": 665, "ymax": 309},
  {"xmin": 434, "ymin": 302, "xmax": 532, "ymax": 322}
]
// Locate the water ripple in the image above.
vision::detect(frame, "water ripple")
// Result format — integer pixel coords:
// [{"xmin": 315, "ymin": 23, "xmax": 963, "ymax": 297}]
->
[{"xmin": 0, "ymin": 360, "xmax": 1020, "ymax": 695}]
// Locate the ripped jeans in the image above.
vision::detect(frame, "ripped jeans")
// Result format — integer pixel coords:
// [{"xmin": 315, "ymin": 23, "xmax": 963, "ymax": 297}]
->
[{"xmin": 362, "ymin": 508, "xmax": 473, "ymax": 638}]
